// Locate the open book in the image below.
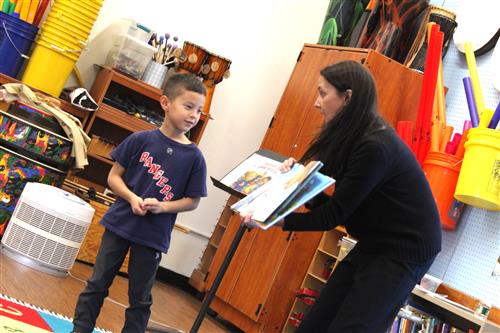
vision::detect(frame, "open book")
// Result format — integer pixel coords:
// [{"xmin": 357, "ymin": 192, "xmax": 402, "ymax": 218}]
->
[
  {"xmin": 230, "ymin": 160, "xmax": 335, "ymax": 230},
  {"xmin": 211, "ymin": 150, "xmax": 285, "ymax": 198}
]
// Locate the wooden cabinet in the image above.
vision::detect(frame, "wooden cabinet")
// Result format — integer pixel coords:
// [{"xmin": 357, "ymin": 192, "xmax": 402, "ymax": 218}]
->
[{"xmin": 203, "ymin": 44, "xmax": 423, "ymax": 333}]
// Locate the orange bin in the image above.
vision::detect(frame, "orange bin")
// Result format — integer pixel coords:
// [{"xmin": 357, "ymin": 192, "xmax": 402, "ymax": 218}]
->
[{"xmin": 423, "ymin": 151, "xmax": 463, "ymax": 230}]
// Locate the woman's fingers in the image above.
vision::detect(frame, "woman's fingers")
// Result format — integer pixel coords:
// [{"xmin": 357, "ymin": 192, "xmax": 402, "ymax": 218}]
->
[{"xmin": 279, "ymin": 157, "xmax": 297, "ymax": 173}]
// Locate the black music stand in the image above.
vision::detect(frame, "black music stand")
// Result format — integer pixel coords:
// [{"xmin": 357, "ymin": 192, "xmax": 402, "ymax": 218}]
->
[{"xmin": 189, "ymin": 223, "xmax": 249, "ymax": 333}]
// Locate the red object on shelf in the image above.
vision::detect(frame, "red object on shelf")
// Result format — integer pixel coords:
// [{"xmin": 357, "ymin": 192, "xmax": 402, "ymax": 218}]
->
[
  {"xmin": 289, "ymin": 312, "xmax": 305, "ymax": 327},
  {"xmin": 296, "ymin": 288, "xmax": 320, "ymax": 298}
]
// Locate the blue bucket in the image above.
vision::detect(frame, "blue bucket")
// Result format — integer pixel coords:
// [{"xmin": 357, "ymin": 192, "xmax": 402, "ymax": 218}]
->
[{"xmin": 0, "ymin": 12, "xmax": 38, "ymax": 78}]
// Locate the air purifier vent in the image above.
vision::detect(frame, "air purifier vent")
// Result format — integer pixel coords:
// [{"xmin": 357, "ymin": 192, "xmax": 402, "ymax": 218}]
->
[
  {"xmin": 15, "ymin": 202, "xmax": 88, "ymax": 243},
  {"xmin": 1, "ymin": 183, "xmax": 95, "ymax": 276}
]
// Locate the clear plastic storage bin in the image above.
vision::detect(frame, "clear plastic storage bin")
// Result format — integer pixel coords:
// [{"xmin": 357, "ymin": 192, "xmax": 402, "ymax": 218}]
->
[{"xmin": 106, "ymin": 34, "xmax": 156, "ymax": 79}]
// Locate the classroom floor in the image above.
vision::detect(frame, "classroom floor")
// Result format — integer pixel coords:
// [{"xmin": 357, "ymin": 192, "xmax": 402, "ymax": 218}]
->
[{"xmin": 0, "ymin": 252, "xmax": 236, "ymax": 333}]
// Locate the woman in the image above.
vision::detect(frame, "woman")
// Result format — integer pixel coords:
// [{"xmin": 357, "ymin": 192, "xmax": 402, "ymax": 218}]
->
[{"xmin": 244, "ymin": 60, "xmax": 441, "ymax": 333}]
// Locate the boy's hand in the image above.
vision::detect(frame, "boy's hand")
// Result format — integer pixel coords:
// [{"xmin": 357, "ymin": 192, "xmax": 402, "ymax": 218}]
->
[
  {"xmin": 280, "ymin": 157, "xmax": 296, "ymax": 173},
  {"xmin": 130, "ymin": 195, "xmax": 147, "ymax": 215},
  {"xmin": 142, "ymin": 198, "xmax": 164, "ymax": 214}
]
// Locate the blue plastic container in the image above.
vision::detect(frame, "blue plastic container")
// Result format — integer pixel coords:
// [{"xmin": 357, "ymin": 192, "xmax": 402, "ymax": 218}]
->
[{"xmin": 0, "ymin": 12, "xmax": 38, "ymax": 78}]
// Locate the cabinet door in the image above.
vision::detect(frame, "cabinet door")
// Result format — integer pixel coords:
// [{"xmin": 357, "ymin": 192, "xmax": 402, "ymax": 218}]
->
[
  {"xmin": 226, "ymin": 227, "xmax": 291, "ymax": 321},
  {"xmin": 260, "ymin": 45, "xmax": 368, "ymax": 160},
  {"xmin": 205, "ymin": 212, "xmax": 257, "ymax": 301}
]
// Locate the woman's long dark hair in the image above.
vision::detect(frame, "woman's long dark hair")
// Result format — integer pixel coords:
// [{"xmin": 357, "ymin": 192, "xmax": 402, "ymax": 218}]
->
[{"xmin": 300, "ymin": 60, "xmax": 387, "ymax": 179}]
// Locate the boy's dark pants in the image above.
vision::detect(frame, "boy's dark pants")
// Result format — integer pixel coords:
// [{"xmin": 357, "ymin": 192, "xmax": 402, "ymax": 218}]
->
[
  {"xmin": 296, "ymin": 247, "xmax": 434, "ymax": 333},
  {"xmin": 72, "ymin": 229, "xmax": 162, "ymax": 333}
]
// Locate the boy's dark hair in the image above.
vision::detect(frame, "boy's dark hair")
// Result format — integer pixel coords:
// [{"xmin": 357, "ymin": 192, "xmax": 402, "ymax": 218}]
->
[{"xmin": 163, "ymin": 74, "xmax": 207, "ymax": 100}]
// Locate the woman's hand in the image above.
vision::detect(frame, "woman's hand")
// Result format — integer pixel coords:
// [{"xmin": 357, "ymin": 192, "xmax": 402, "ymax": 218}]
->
[
  {"xmin": 142, "ymin": 198, "xmax": 164, "ymax": 214},
  {"xmin": 130, "ymin": 195, "xmax": 147, "ymax": 216},
  {"xmin": 280, "ymin": 157, "xmax": 296, "ymax": 173},
  {"xmin": 240, "ymin": 211, "xmax": 258, "ymax": 229},
  {"xmin": 240, "ymin": 211, "xmax": 285, "ymax": 228}
]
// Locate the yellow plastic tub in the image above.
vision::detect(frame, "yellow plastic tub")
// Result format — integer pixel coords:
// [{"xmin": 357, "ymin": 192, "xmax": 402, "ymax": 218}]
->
[
  {"xmin": 40, "ymin": 23, "xmax": 88, "ymax": 47},
  {"xmin": 50, "ymin": 3, "xmax": 97, "ymax": 27},
  {"xmin": 45, "ymin": 13, "xmax": 93, "ymax": 36},
  {"xmin": 43, "ymin": 19, "xmax": 89, "ymax": 41},
  {"xmin": 455, "ymin": 127, "xmax": 500, "ymax": 211},
  {"xmin": 21, "ymin": 40, "xmax": 77, "ymax": 97},
  {"xmin": 55, "ymin": 0, "xmax": 101, "ymax": 19},
  {"xmin": 37, "ymin": 34, "xmax": 83, "ymax": 58}
]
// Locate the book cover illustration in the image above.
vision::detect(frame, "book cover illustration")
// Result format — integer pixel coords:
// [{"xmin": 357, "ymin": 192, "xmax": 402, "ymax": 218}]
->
[
  {"xmin": 231, "ymin": 161, "xmax": 335, "ymax": 229},
  {"xmin": 218, "ymin": 150, "xmax": 284, "ymax": 196}
]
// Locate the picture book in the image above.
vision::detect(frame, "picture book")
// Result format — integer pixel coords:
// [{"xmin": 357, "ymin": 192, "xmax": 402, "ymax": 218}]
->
[
  {"xmin": 211, "ymin": 149, "xmax": 286, "ymax": 198},
  {"xmin": 230, "ymin": 160, "xmax": 335, "ymax": 230}
]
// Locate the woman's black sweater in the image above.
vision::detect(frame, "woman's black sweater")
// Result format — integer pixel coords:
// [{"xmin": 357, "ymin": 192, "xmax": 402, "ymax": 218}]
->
[{"xmin": 284, "ymin": 128, "xmax": 441, "ymax": 262}]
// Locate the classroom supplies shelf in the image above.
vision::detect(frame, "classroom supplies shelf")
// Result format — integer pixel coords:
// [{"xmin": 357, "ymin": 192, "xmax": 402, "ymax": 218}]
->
[{"xmin": 283, "ymin": 227, "xmax": 348, "ymax": 333}]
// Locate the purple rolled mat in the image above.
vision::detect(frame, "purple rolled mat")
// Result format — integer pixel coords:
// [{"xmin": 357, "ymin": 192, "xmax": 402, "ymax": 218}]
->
[{"xmin": 462, "ymin": 77, "xmax": 479, "ymax": 128}]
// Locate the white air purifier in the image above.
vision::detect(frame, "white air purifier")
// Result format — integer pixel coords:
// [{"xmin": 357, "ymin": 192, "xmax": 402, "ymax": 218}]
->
[{"xmin": 1, "ymin": 182, "xmax": 95, "ymax": 276}]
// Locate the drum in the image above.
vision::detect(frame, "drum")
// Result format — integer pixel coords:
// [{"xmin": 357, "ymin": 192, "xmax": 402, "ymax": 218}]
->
[
  {"xmin": 177, "ymin": 41, "xmax": 208, "ymax": 74},
  {"xmin": 407, "ymin": 6, "xmax": 457, "ymax": 71},
  {"xmin": 200, "ymin": 52, "xmax": 231, "ymax": 84}
]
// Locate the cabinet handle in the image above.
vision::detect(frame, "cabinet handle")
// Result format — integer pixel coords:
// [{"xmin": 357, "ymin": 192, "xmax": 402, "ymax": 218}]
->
[
  {"xmin": 255, "ymin": 303, "xmax": 262, "ymax": 316},
  {"xmin": 268, "ymin": 116, "xmax": 275, "ymax": 129},
  {"xmin": 286, "ymin": 232, "xmax": 293, "ymax": 242}
]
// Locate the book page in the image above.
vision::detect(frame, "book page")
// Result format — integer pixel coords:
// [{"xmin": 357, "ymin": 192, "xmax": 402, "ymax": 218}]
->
[
  {"xmin": 220, "ymin": 152, "xmax": 282, "ymax": 195},
  {"xmin": 257, "ymin": 172, "xmax": 335, "ymax": 229},
  {"xmin": 231, "ymin": 164, "xmax": 305, "ymax": 221}
]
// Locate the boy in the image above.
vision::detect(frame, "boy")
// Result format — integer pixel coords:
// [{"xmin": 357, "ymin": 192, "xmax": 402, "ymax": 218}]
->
[{"xmin": 72, "ymin": 74, "xmax": 207, "ymax": 333}]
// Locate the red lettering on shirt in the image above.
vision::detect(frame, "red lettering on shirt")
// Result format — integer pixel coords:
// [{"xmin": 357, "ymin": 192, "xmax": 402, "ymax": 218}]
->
[
  {"xmin": 138, "ymin": 152, "xmax": 174, "ymax": 202},
  {"xmin": 160, "ymin": 184, "xmax": 172, "ymax": 194},
  {"xmin": 148, "ymin": 163, "xmax": 161, "ymax": 175},
  {"xmin": 156, "ymin": 176, "xmax": 169, "ymax": 187},
  {"xmin": 139, "ymin": 152, "xmax": 149, "ymax": 162}
]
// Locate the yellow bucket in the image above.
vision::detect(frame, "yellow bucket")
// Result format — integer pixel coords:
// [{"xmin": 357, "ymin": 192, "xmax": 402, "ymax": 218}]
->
[
  {"xmin": 50, "ymin": 3, "xmax": 97, "ymax": 27},
  {"xmin": 40, "ymin": 24, "xmax": 88, "ymax": 47},
  {"xmin": 37, "ymin": 34, "xmax": 83, "ymax": 58},
  {"xmin": 55, "ymin": 0, "xmax": 101, "ymax": 18},
  {"xmin": 45, "ymin": 13, "xmax": 93, "ymax": 36},
  {"xmin": 21, "ymin": 40, "xmax": 77, "ymax": 97},
  {"xmin": 454, "ymin": 128, "xmax": 500, "ymax": 211},
  {"xmin": 43, "ymin": 19, "xmax": 89, "ymax": 41},
  {"xmin": 38, "ymin": 26, "xmax": 86, "ymax": 52}
]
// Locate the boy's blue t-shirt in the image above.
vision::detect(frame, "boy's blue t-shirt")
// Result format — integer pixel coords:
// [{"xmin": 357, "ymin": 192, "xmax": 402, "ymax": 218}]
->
[{"xmin": 100, "ymin": 129, "xmax": 207, "ymax": 252}]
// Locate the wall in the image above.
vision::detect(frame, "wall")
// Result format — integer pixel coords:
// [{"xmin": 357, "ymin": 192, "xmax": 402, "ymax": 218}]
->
[{"xmin": 75, "ymin": 0, "xmax": 329, "ymax": 276}]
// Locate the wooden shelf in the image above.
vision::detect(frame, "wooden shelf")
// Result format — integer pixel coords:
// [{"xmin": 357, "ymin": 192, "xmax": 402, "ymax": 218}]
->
[
  {"xmin": 307, "ymin": 272, "xmax": 327, "ymax": 284},
  {"xmin": 317, "ymin": 247, "xmax": 338, "ymax": 258},
  {"xmin": 87, "ymin": 152, "xmax": 114, "ymax": 166},
  {"xmin": 97, "ymin": 103, "xmax": 157, "ymax": 132},
  {"xmin": 99, "ymin": 66, "xmax": 164, "ymax": 101},
  {"xmin": 0, "ymin": 73, "xmax": 91, "ymax": 124}
]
